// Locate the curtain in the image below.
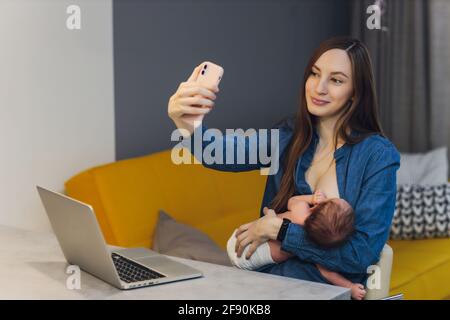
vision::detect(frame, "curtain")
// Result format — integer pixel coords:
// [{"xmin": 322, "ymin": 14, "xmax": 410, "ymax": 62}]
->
[{"xmin": 350, "ymin": 0, "xmax": 450, "ymax": 167}]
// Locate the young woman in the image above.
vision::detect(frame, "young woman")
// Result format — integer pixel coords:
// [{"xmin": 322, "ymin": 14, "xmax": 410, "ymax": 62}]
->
[{"xmin": 167, "ymin": 36, "xmax": 400, "ymax": 286}]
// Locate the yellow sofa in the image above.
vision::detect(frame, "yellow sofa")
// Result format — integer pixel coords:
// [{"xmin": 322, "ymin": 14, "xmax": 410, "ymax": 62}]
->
[{"xmin": 65, "ymin": 150, "xmax": 450, "ymax": 300}]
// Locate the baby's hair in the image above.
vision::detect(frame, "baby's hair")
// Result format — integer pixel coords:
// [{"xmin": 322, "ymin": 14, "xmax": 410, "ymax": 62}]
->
[{"xmin": 303, "ymin": 200, "xmax": 354, "ymax": 249}]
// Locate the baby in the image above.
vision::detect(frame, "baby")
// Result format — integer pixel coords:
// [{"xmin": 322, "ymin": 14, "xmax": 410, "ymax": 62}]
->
[{"xmin": 227, "ymin": 190, "xmax": 366, "ymax": 300}]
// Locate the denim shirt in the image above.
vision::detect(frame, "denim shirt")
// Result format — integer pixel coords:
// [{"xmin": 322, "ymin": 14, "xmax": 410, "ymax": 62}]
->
[{"xmin": 180, "ymin": 120, "xmax": 400, "ymax": 284}]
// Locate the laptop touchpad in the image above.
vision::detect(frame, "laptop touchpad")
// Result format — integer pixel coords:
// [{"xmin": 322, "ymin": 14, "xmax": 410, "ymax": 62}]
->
[
  {"xmin": 114, "ymin": 247, "xmax": 159, "ymax": 260},
  {"xmin": 138, "ymin": 256, "xmax": 198, "ymax": 276}
]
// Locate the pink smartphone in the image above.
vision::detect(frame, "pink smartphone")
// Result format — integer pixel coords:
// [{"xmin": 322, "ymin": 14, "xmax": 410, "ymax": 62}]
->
[{"xmin": 194, "ymin": 61, "xmax": 224, "ymax": 108}]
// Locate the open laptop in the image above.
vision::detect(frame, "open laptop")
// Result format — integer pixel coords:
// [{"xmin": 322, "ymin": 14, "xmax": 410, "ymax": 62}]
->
[{"xmin": 36, "ymin": 186, "xmax": 203, "ymax": 290}]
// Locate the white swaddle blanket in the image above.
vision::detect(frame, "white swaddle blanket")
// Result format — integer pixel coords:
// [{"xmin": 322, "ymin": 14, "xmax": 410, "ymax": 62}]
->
[{"xmin": 226, "ymin": 229, "xmax": 274, "ymax": 270}]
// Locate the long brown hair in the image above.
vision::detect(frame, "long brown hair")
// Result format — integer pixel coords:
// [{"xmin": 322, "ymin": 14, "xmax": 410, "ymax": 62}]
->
[{"xmin": 270, "ymin": 36, "xmax": 385, "ymax": 213}]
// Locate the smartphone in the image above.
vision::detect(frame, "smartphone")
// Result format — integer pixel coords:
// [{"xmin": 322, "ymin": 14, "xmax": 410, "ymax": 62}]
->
[{"xmin": 194, "ymin": 61, "xmax": 224, "ymax": 108}]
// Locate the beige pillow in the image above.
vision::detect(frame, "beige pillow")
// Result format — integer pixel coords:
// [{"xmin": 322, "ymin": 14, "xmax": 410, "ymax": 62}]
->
[{"xmin": 152, "ymin": 210, "xmax": 232, "ymax": 266}]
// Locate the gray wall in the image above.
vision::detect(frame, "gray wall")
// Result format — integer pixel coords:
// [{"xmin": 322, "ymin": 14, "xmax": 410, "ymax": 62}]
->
[{"xmin": 114, "ymin": 0, "xmax": 351, "ymax": 160}]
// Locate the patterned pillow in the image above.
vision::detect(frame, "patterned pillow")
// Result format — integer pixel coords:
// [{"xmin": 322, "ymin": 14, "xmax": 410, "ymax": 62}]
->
[{"xmin": 390, "ymin": 183, "xmax": 450, "ymax": 240}]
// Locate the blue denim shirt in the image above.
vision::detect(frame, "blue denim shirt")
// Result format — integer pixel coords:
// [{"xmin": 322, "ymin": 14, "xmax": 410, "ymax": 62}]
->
[{"xmin": 180, "ymin": 120, "xmax": 400, "ymax": 284}]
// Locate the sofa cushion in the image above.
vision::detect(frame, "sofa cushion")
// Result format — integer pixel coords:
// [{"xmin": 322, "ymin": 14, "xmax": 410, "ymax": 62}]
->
[
  {"xmin": 152, "ymin": 210, "xmax": 232, "ymax": 266},
  {"xmin": 388, "ymin": 238, "xmax": 450, "ymax": 299},
  {"xmin": 391, "ymin": 183, "xmax": 450, "ymax": 240},
  {"xmin": 195, "ymin": 209, "xmax": 260, "ymax": 250},
  {"xmin": 397, "ymin": 147, "xmax": 448, "ymax": 185}
]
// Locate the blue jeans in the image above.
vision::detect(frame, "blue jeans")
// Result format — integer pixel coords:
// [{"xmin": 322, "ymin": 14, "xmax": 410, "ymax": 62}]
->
[{"xmin": 255, "ymin": 257, "xmax": 331, "ymax": 284}]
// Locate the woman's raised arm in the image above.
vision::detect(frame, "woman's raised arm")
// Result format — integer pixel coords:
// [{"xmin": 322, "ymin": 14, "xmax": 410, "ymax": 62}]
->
[
  {"xmin": 173, "ymin": 123, "xmax": 283, "ymax": 173},
  {"xmin": 168, "ymin": 65, "xmax": 290, "ymax": 173}
]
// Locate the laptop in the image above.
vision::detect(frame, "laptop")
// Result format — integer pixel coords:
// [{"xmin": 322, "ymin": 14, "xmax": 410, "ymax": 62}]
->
[{"xmin": 36, "ymin": 186, "xmax": 203, "ymax": 290}]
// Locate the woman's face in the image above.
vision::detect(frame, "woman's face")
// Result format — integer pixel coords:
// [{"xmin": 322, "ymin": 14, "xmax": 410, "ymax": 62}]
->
[{"xmin": 305, "ymin": 49, "xmax": 354, "ymax": 119}]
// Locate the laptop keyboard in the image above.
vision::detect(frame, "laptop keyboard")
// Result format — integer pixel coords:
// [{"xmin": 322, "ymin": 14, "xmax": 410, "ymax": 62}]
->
[{"xmin": 111, "ymin": 253, "xmax": 165, "ymax": 283}]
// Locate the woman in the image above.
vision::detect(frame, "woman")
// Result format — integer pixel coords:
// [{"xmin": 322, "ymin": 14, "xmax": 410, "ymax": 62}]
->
[{"xmin": 167, "ymin": 36, "xmax": 400, "ymax": 285}]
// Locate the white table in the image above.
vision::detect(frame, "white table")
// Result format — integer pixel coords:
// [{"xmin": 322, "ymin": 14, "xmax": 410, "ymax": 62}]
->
[{"xmin": 0, "ymin": 225, "xmax": 350, "ymax": 300}]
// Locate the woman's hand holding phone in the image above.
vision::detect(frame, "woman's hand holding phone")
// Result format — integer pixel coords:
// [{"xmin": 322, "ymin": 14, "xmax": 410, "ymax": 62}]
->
[{"xmin": 168, "ymin": 62, "xmax": 222, "ymax": 137}]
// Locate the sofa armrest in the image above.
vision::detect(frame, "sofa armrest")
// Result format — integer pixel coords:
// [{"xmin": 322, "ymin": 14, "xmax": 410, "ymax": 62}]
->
[{"xmin": 364, "ymin": 244, "xmax": 393, "ymax": 300}]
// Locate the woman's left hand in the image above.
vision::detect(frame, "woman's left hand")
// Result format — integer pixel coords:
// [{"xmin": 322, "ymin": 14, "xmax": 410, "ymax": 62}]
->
[{"xmin": 234, "ymin": 207, "xmax": 282, "ymax": 259}]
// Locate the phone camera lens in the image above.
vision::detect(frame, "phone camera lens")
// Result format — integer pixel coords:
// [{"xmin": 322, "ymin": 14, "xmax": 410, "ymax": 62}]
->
[{"xmin": 201, "ymin": 70, "xmax": 205, "ymax": 75}]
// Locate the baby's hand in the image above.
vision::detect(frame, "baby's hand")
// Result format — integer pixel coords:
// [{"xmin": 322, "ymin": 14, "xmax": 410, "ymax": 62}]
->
[
  {"xmin": 350, "ymin": 283, "xmax": 366, "ymax": 300},
  {"xmin": 313, "ymin": 189, "xmax": 327, "ymax": 204}
]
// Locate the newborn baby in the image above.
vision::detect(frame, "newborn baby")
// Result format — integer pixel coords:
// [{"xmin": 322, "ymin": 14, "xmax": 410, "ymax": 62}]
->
[{"xmin": 227, "ymin": 190, "xmax": 366, "ymax": 300}]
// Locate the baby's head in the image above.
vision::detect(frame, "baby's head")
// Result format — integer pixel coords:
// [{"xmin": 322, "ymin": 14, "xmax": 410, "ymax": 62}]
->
[{"xmin": 304, "ymin": 198, "xmax": 354, "ymax": 249}]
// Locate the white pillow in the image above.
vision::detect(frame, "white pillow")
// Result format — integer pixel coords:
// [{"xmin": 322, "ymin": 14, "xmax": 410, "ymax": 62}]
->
[{"xmin": 397, "ymin": 147, "xmax": 448, "ymax": 185}]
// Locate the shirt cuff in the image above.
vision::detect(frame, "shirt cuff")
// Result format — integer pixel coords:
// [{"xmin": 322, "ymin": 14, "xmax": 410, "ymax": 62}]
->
[{"xmin": 280, "ymin": 222, "xmax": 306, "ymax": 253}]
